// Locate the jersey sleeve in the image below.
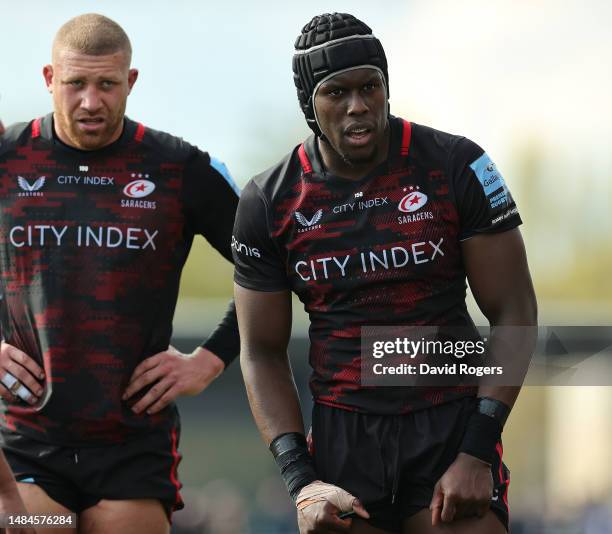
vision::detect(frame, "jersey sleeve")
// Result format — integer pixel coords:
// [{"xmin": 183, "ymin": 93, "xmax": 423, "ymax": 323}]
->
[
  {"xmin": 182, "ymin": 150, "xmax": 240, "ymax": 262},
  {"xmin": 182, "ymin": 150, "xmax": 241, "ymax": 366},
  {"xmin": 450, "ymin": 137, "xmax": 522, "ymax": 240},
  {"xmin": 232, "ymin": 180, "xmax": 290, "ymax": 291},
  {"xmin": 200, "ymin": 299, "xmax": 239, "ymax": 367}
]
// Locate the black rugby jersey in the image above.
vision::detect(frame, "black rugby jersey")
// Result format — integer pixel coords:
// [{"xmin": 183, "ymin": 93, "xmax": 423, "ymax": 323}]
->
[
  {"xmin": 0, "ymin": 114, "xmax": 240, "ymax": 444},
  {"xmin": 233, "ymin": 116, "xmax": 521, "ymax": 414}
]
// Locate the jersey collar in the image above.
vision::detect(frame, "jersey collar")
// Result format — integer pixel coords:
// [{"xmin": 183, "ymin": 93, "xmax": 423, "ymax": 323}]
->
[
  {"xmin": 299, "ymin": 116, "xmax": 411, "ymax": 183},
  {"xmin": 35, "ymin": 113, "xmax": 140, "ymax": 155}
]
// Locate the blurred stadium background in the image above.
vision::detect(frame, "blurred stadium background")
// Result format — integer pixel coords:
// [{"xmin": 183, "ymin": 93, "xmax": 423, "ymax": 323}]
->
[{"xmin": 2, "ymin": 0, "xmax": 611, "ymax": 532}]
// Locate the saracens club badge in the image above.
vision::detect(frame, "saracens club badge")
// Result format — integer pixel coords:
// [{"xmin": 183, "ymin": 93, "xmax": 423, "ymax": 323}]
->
[{"xmin": 398, "ymin": 186, "xmax": 428, "ymax": 213}]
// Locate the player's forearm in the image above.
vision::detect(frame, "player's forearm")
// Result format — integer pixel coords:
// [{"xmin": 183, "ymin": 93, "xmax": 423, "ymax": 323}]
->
[
  {"xmin": 0, "ymin": 453, "xmax": 30, "ymax": 520},
  {"xmin": 191, "ymin": 346, "xmax": 225, "ymax": 375},
  {"xmin": 477, "ymin": 330, "xmax": 527, "ymax": 410},
  {"xmin": 241, "ymin": 348, "xmax": 305, "ymax": 445},
  {"xmin": 241, "ymin": 348, "xmax": 319, "ymax": 504},
  {"xmin": 201, "ymin": 299, "xmax": 240, "ymax": 367},
  {"xmin": 478, "ymin": 295, "xmax": 538, "ymax": 408},
  {"xmin": 0, "ymin": 452, "xmax": 18, "ymax": 493},
  {"xmin": 459, "ymin": 298, "xmax": 537, "ymax": 464}
]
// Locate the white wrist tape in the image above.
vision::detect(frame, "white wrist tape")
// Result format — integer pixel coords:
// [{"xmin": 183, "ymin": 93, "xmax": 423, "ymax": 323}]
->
[{"xmin": 296, "ymin": 480, "xmax": 356, "ymax": 512}]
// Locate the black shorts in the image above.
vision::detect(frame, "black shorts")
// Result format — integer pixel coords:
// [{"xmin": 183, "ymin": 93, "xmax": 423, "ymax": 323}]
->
[
  {"xmin": 1, "ymin": 425, "xmax": 183, "ymax": 519},
  {"xmin": 310, "ymin": 397, "xmax": 510, "ymax": 533}
]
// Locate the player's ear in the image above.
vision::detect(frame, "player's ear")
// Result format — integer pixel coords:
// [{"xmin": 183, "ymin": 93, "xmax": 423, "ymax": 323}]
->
[
  {"xmin": 43, "ymin": 65, "xmax": 54, "ymax": 93},
  {"xmin": 127, "ymin": 69, "xmax": 139, "ymax": 94}
]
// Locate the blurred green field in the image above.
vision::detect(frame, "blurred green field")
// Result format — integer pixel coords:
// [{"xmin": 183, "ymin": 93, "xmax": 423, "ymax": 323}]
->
[{"xmin": 179, "ymin": 237, "xmax": 234, "ymax": 299}]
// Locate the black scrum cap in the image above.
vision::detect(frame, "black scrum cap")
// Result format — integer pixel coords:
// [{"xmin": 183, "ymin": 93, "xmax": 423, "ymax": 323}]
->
[{"xmin": 293, "ymin": 13, "xmax": 389, "ymax": 137}]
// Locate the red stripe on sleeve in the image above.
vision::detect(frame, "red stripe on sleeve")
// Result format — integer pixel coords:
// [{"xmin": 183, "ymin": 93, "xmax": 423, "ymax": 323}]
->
[
  {"xmin": 400, "ymin": 120, "xmax": 412, "ymax": 156},
  {"xmin": 31, "ymin": 118, "xmax": 42, "ymax": 139},
  {"xmin": 298, "ymin": 144, "xmax": 313, "ymax": 175},
  {"xmin": 134, "ymin": 122, "xmax": 145, "ymax": 142}
]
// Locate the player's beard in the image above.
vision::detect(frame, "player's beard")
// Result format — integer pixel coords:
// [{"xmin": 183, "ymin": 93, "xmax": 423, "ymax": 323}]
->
[
  {"xmin": 56, "ymin": 105, "xmax": 125, "ymax": 151},
  {"xmin": 74, "ymin": 113, "xmax": 123, "ymax": 150}
]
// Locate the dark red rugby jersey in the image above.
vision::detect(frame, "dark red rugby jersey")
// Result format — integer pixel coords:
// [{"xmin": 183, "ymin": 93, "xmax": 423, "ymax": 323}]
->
[
  {"xmin": 0, "ymin": 114, "xmax": 239, "ymax": 444},
  {"xmin": 233, "ymin": 116, "xmax": 521, "ymax": 414}
]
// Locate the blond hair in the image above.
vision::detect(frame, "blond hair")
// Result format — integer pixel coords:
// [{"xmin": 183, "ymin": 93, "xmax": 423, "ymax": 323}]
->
[{"xmin": 53, "ymin": 13, "xmax": 132, "ymax": 63}]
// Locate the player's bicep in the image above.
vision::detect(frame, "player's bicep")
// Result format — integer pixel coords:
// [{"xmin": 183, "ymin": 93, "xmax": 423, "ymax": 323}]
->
[
  {"xmin": 461, "ymin": 228, "xmax": 537, "ymax": 324},
  {"xmin": 234, "ymin": 284, "xmax": 292, "ymax": 356}
]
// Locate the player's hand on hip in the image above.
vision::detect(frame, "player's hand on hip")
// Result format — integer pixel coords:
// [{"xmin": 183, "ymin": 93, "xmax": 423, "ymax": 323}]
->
[
  {"xmin": 0, "ymin": 342, "xmax": 45, "ymax": 405},
  {"xmin": 429, "ymin": 452, "xmax": 493, "ymax": 526},
  {"xmin": 123, "ymin": 345, "xmax": 225, "ymax": 414},
  {"xmin": 296, "ymin": 480, "xmax": 369, "ymax": 533}
]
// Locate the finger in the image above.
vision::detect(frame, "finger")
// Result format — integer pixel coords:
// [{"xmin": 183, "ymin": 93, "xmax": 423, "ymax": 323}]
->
[
  {"xmin": 319, "ymin": 514, "xmax": 352, "ymax": 533},
  {"xmin": 6, "ymin": 346, "xmax": 44, "ymax": 380},
  {"xmin": 130, "ymin": 380, "xmax": 172, "ymax": 414},
  {"xmin": 431, "ymin": 504, "xmax": 442, "ymax": 527},
  {"xmin": 143, "ymin": 387, "xmax": 178, "ymax": 414},
  {"xmin": 13, "ymin": 383, "xmax": 37, "ymax": 405},
  {"xmin": 4, "ymin": 362, "xmax": 44, "ymax": 398},
  {"xmin": 123, "ymin": 366, "xmax": 165, "ymax": 400},
  {"xmin": 129, "ymin": 353, "xmax": 164, "ymax": 382},
  {"xmin": 453, "ymin": 500, "xmax": 474, "ymax": 521},
  {"xmin": 441, "ymin": 492, "xmax": 456, "ymax": 523},
  {"xmin": 351, "ymin": 499, "xmax": 370, "ymax": 519},
  {"xmin": 430, "ymin": 483, "xmax": 444, "ymax": 527},
  {"xmin": 319, "ymin": 501, "xmax": 352, "ymax": 532},
  {"xmin": 0, "ymin": 382, "xmax": 17, "ymax": 403}
]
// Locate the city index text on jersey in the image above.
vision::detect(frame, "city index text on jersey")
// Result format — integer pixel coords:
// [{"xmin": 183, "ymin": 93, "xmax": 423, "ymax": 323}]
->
[{"xmin": 9, "ymin": 224, "xmax": 158, "ymax": 250}]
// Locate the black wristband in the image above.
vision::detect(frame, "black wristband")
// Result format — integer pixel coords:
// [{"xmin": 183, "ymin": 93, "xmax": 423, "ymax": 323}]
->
[
  {"xmin": 269, "ymin": 433, "xmax": 317, "ymax": 502},
  {"xmin": 458, "ymin": 412, "xmax": 502, "ymax": 465},
  {"xmin": 477, "ymin": 397, "xmax": 511, "ymax": 427},
  {"xmin": 459, "ymin": 398, "xmax": 510, "ymax": 465}
]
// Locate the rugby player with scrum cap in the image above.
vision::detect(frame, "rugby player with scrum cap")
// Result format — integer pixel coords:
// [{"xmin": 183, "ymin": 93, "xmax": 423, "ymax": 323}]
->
[{"xmin": 233, "ymin": 13, "xmax": 537, "ymax": 534}]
